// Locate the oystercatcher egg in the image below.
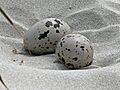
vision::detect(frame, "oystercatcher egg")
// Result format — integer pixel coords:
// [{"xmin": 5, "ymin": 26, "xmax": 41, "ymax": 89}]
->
[
  {"xmin": 23, "ymin": 18, "xmax": 71, "ymax": 55},
  {"xmin": 55, "ymin": 34, "xmax": 94, "ymax": 69}
]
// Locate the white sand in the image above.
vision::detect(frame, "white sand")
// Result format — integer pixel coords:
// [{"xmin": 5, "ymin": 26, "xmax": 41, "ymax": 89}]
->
[{"xmin": 0, "ymin": 0, "xmax": 120, "ymax": 90}]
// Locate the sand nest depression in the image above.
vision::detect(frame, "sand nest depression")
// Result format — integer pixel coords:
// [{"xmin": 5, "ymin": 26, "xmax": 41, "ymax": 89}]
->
[{"xmin": 0, "ymin": 0, "xmax": 120, "ymax": 90}]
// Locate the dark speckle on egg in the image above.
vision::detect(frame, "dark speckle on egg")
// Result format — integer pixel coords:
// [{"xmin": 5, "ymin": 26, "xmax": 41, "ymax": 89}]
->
[
  {"xmin": 73, "ymin": 57, "xmax": 78, "ymax": 61},
  {"xmin": 80, "ymin": 46, "xmax": 84, "ymax": 48},
  {"xmin": 60, "ymin": 42, "xmax": 63, "ymax": 47},
  {"xmin": 66, "ymin": 63, "xmax": 75, "ymax": 69},
  {"xmin": 53, "ymin": 43, "xmax": 56, "ymax": 46},
  {"xmin": 58, "ymin": 53, "xmax": 61, "ymax": 57},
  {"xmin": 76, "ymin": 41, "xmax": 78, "ymax": 43},
  {"xmin": 46, "ymin": 47, "xmax": 49, "ymax": 49},
  {"xmin": 65, "ymin": 48, "xmax": 70, "ymax": 51},
  {"xmin": 66, "ymin": 35, "xmax": 72, "ymax": 38},
  {"xmin": 90, "ymin": 46, "xmax": 93, "ymax": 50},
  {"xmin": 87, "ymin": 55, "xmax": 90, "ymax": 59},
  {"xmin": 76, "ymin": 45, "xmax": 78, "ymax": 47},
  {"xmin": 56, "ymin": 30, "xmax": 60, "ymax": 33},
  {"xmin": 61, "ymin": 57, "xmax": 65, "ymax": 63},
  {"xmin": 61, "ymin": 51, "xmax": 64, "ymax": 56},
  {"xmin": 62, "ymin": 38, "xmax": 65, "ymax": 41},
  {"xmin": 80, "ymin": 46, "xmax": 85, "ymax": 51},
  {"xmin": 86, "ymin": 49, "xmax": 89, "ymax": 52},
  {"xmin": 54, "ymin": 19, "xmax": 63, "ymax": 25},
  {"xmin": 50, "ymin": 42, "xmax": 52, "ymax": 44},
  {"xmin": 54, "ymin": 19, "xmax": 63, "ymax": 28},
  {"xmin": 63, "ymin": 41, "xmax": 65, "ymax": 43},
  {"xmin": 45, "ymin": 21, "xmax": 53, "ymax": 27},
  {"xmin": 82, "ymin": 49, "xmax": 84, "ymax": 51},
  {"xmin": 54, "ymin": 24, "xmax": 60, "ymax": 28},
  {"xmin": 69, "ymin": 7, "xmax": 72, "ymax": 10},
  {"xmin": 38, "ymin": 30, "xmax": 49, "ymax": 40},
  {"xmin": 47, "ymin": 38, "xmax": 50, "ymax": 41}
]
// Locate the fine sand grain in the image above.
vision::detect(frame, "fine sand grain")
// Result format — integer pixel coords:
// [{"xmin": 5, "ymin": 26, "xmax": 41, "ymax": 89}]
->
[{"xmin": 0, "ymin": 0, "xmax": 120, "ymax": 90}]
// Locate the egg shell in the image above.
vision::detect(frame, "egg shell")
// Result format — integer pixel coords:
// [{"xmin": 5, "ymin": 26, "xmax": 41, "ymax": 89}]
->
[
  {"xmin": 55, "ymin": 34, "xmax": 94, "ymax": 69},
  {"xmin": 23, "ymin": 18, "xmax": 71, "ymax": 55}
]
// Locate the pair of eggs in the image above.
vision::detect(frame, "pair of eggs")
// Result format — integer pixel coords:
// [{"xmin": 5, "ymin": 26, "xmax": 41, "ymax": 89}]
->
[{"xmin": 23, "ymin": 18, "xmax": 94, "ymax": 69}]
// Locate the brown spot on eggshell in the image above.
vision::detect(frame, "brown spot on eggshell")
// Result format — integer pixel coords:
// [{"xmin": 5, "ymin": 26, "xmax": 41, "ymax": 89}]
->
[
  {"xmin": 45, "ymin": 21, "xmax": 53, "ymax": 27},
  {"xmin": 76, "ymin": 45, "xmax": 78, "ymax": 47},
  {"xmin": 61, "ymin": 57, "xmax": 65, "ymax": 64},
  {"xmin": 54, "ymin": 24, "xmax": 60, "ymax": 28},
  {"xmin": 46, "ymin": 47, "xmax": 49, "ymax": 49},
  {"xmin": 87, "ymin": 55, "xmax": 90, "ymax": 59},
  {"xmin": 54, "ymin": 19, "xmax": 63, "ymax": 25},
  {"xmin": 60, "ymin": 42, "xmax": 63, "ymax": 47},
  {"xmin": 65, "ymin": 48, "xmax": 70, "ymax": 51},
  {"xmin": 86, "ymin": 49, "xmax": 89, "ymax": 53},
  {"xmin": 38, "ymin": 30, "xmax": 49, "ymax": 40},
  {"xmin": 73, "ymin": 57, "xmax": 78, "ymax": 61},
  {"xmin": 58, "ymin": 53, "xmax": 61, "ymax": 57},
  {"xmin": 66, "ymin": 63, "xmax": 75, "ymax": 69},
  {"xmin": 69, "ymin": 7, "xmax": 72, "ymax": 10},
  {"xmin": 50, "ymin": 42, "xmax": 52, "ymax": 44},
  {"xmin": 56, "ymin": 30, "xmax": 60, "ymax": 33},
  {"xmin": 90, "ymin": 46, "xmax": 93, "ymax": 50}
]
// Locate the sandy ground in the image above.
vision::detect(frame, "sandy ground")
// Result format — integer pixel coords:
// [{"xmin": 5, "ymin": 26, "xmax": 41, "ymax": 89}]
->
[{"xmin": 0, "ymin": 0, "xmax": 120, "ymax": 90}]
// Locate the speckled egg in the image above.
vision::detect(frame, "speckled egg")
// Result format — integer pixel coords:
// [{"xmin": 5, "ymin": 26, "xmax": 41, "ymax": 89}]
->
[
  {"xmin": 55, "ymin": 34, "xmax": 94, "ymax": 69},
  {"xmin": 23, "ymin": 18, "xmax": 71, "ymax": 55}
]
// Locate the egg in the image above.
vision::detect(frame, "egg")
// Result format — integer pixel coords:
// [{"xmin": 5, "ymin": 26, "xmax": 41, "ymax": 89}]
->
[
  {"xmin": 23, "ymin": 18, "xmax": 71, "ymax": 55},
  {"xmin": 55, "ymin": 34, "xmax": 94, "ymax": 69}
]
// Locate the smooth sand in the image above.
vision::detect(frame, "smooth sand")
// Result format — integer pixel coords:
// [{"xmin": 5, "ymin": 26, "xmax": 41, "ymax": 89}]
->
[{"xmin": 0, "ymin": 0, "xmax": 120, "ymax": 90}]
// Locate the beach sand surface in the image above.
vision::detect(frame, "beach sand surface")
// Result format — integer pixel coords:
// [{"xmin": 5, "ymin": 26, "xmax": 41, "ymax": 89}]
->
[{"xmin": 0, "ymin": 0, "xmax": 120, "ymax": 90}]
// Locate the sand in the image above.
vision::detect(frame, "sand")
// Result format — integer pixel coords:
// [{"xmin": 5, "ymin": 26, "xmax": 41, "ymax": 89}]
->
[{"xmin": 0, "ymin": 0, "xmax": 120, "ymax": 90}]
